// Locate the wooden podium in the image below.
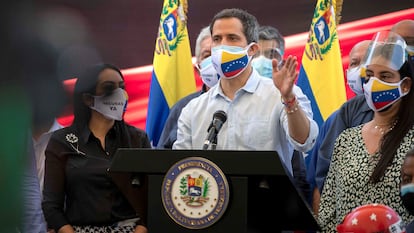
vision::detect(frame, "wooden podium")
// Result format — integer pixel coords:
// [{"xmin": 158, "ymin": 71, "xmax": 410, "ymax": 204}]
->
[{"xmin": 109, "ymin": 149, "xmax": 320, "ymax": 233}]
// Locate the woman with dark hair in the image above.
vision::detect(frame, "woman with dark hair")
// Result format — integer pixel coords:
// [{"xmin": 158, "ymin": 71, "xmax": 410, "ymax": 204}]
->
[
  {"xmin": 318, "ymin": 31, "xmax": 414, "ymax": 232},
  {"xmin": 42, "ymin": 63, "xmax": 150, "ymax": 233}
]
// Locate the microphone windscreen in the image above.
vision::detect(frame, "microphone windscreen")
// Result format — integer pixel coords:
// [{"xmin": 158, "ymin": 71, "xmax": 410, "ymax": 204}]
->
[{"xmin": 213, "ymin": 110, "xmax": 227, "ymax": 123}]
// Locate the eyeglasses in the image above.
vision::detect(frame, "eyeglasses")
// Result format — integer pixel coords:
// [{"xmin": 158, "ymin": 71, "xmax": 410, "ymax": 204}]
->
[{"xmin": 257, "ymin": 48, "xmax": 283, "ymax": 61}]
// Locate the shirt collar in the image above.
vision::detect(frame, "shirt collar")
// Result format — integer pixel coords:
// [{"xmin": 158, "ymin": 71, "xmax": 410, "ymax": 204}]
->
[
  {"xmin": 211, "ymin": 68, "xmax": 262, "ymax": 98},
  {"xmin": 79, "ymin": 125, "xmax": 92, "ymax": 144}
]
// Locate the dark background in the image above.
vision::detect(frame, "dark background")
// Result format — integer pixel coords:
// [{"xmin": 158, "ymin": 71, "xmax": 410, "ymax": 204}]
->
[{"xmin": 36, "ymin": 0, "xmax": 413, "ymax": 72}]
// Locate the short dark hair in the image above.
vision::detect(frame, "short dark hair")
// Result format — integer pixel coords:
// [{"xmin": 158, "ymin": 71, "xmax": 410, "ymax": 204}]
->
[
  {"xmin": 258, "ymin": 25, "xmax": 285, "ymax": 54},
  {"xmin": 209, "ymin": 8, "xmax": 259, "ymax": 44}
]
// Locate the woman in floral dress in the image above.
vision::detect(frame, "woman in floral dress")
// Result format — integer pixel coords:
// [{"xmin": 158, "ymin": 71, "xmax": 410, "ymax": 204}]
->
[{"xmin": 318, "ymin": 31, "xmax": 414, "ymax": 232}]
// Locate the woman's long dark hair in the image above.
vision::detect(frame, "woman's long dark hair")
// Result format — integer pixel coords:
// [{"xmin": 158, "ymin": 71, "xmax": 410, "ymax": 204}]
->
[
  {"xmin": 71, "ymin": 63, "xmax": 132, "ymax": 147},
  {"xmin": 370, "ymin": 61, "xmax": 414, "ymax": 183}
]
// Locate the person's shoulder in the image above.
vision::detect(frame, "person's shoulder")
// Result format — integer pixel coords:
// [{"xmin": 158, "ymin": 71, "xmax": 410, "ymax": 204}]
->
[
  {"xmin": 123, "ymin": 123, "xmax": 151, "ymax": 147},
  {"xmin": 50, "ymin": 125, "xmax": 75, "ymax": 139},
  {"xmin": 184, "ymin": 89, "xmax": 211, "ymax": 109},
  {"xmin": 124, "ymin": 123, "xmax": 147, "ymax": 136},
  {"xmin": 171, "ymin": 91, "xmax": 202, "ymax": 111},
  {"xmin": 46, "ymin": 126, "xmax": 79, "ymax": 152},
  {"xmin": 341, "ymin": 95, "xmax": 367, "ymax": 109}
]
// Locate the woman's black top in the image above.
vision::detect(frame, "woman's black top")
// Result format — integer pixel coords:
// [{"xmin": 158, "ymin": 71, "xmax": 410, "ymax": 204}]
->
[{"xmin": 42, "ymin": 122, "xmax": 151, "ymax": 232}]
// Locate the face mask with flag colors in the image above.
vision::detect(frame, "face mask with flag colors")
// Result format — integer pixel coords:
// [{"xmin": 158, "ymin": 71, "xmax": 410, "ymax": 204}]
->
[
  {"xmin": 89, "ymin": 88, "xmax": 128, "ymax": 121},
  {"xmin": 211, "ymin": 43, "xmax": 254, "ymax": 79},
  {"xmin": 363, "ymin": 77, "xmax": 408, "ymax": 112},
  {"xmin": 198, "ymin": 56, "xmax": 220, "ymax": 88}
]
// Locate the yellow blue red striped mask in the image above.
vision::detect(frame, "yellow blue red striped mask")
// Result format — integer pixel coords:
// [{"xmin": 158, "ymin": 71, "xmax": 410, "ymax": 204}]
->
[
  {"xmin": 211, "ymin": 43, "xmax": 254, "ymax": 79},
  {"xmin": 363, "ymin": 77, "xmax": 408, "ymax": 111}
]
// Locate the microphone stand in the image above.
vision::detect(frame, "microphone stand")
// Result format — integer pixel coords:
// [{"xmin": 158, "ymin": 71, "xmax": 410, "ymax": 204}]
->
[{"xmin": 211, "ymin": 134, "xmax": 218, "ymax": 151}]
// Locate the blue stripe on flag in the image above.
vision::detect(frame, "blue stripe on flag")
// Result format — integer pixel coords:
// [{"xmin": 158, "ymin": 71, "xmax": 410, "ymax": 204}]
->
[
  {"xmin": 296, "ymin": 66, "xmax": 324, "ymax": 128},
  {"xmin": 146, "ymin": 71, "xmax": 170, "ymax": 146}
]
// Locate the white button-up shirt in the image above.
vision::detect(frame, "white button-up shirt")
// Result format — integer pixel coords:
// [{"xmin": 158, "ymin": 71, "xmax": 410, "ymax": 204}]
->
[{"xmin": 173, "ymin": 69, "xmax": 318, "ymax": 175}]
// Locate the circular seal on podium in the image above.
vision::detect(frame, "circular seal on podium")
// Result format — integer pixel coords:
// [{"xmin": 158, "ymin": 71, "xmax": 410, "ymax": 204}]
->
[{"xmin": 161, "ymin": 156, "xmax": 230, "ymax": 229}]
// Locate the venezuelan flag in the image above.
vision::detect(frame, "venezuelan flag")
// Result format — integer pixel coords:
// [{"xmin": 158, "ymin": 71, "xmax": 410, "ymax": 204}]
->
[
  {"xmin": 146, "ymin": 0, "xmax": 196, "ymax": 146},
  {"xmin": 296, "ymin": 0, "xmax": 346, "ymax": 127}
]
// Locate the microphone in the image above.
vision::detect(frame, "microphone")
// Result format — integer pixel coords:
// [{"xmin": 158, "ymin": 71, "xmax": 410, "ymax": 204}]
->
[{"xmin": 203, "ymin": 110, "xmax": 227, "ymax": 150}]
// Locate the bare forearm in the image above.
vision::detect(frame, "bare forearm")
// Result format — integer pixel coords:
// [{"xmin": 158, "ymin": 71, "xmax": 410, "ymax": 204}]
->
[
  {"xmin": 282, "ymin": 95, "xmax": 311, "ymax": 143},
  {"xmin": 286, "ymin": 106, "xmax": 310, "ymax": 143}
]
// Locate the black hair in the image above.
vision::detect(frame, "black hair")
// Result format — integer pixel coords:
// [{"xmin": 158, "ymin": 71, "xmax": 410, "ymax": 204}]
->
[
  {"xmin": 258, "ymin": 25, "xmax": 285, "ymax": 54},
  {"xmin": 209, "ymin": 8, "xmax": 259, "ymax": 44}
]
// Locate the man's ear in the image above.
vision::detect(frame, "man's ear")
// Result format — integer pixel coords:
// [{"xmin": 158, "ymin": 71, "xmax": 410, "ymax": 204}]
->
[
  {"xmin": 248, "ymin": 43, "xmax": 260, "ymax": 57},
  {"xmin": 402, "ymin": 77, "xmax": 412, "ymax": 94},
  {"xmin": 82, "ymin": 93, "xmax": 94, "ymax": 107}
]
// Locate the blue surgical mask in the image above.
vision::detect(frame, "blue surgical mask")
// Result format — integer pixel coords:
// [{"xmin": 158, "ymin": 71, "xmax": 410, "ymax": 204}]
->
[{"xmin": 251, "ymin": 55, "xmax": 273, "ymax": 78}]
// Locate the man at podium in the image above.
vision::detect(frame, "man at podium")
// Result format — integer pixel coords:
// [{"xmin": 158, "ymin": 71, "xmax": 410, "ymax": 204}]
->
[{"xmin": 173, "ymin": 8, "xmax": 318, "ymax": 176}]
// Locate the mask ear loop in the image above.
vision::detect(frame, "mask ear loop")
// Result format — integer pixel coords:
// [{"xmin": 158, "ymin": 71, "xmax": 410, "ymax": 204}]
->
[
  {"xmin": 246, "ymin": 42, "xmax": 258, "ymax": 63},
  {"xmin": 194, "ymin": 63, "xmax": 202, "ymax": 73}
]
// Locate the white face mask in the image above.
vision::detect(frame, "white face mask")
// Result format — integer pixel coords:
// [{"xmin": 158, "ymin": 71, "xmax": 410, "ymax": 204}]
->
[
  {"xmin": 251, "ymin": 55, "xmax": 273, "ymax": 78},
  {"xmin": 363, "ymin": 77, "xmax": 408, "ymax": 112},
  {"xmin": 211, "ymin": 43, "xmax": 254, "ymax": 79},
  {"xmin": 346, "ymin": 66, "xmax": 364, "ymax": 95},
  {"xmin": 89, "ymin": 88, "xmax": 128, "ymax": 121},
  {"xmin": 198, "ymin": 56, "xmax": 220, "ymax": 88}
]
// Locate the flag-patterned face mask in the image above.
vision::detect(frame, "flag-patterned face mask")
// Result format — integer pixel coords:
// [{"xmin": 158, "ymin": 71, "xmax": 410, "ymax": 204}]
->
[
  {"xmin": 363, "ymin": 77, "xmax": 408, "ymax": 112},
  {"xmin": 211, "ymin": 43, "xmax": 254, "ymax": 79}
]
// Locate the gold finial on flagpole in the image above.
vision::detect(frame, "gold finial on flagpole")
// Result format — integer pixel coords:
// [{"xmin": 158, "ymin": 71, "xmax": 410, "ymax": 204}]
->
[{"xmin": 333, "ymin": 0, "xmax": 343, "ymax": 25}]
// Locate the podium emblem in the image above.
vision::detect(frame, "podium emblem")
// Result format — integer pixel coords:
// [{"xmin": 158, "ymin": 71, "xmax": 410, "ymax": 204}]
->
[{"xmin": 161, "ymin": 156, "xmax": 230, "ymax": 229}]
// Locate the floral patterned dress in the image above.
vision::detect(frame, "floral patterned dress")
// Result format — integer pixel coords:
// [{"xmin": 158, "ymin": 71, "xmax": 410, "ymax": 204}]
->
[{"xmin": 318, "ymin": 125, "xmax": 414, "ymax": 232}]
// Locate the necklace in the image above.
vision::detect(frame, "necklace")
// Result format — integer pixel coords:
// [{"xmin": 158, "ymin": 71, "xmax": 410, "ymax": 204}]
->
[{"xmin": 374, "ymin": 120, "xmax": 398, "ymax": 135}]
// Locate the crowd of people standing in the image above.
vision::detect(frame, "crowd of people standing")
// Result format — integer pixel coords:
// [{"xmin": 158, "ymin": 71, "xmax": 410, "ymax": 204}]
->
[{"xmin": 8, "ymin": 3, "xmax": 414, "ymax": 233}]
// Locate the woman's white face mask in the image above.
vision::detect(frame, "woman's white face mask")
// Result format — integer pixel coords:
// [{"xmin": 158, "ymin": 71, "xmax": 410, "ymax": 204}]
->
[
  {"xmin": 89, "ymin": 88, "xmax": 128, "ymax": 121},
  {"xmin": 346, "ymin": 66, "xmax": 364, "ymax": 95}
]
